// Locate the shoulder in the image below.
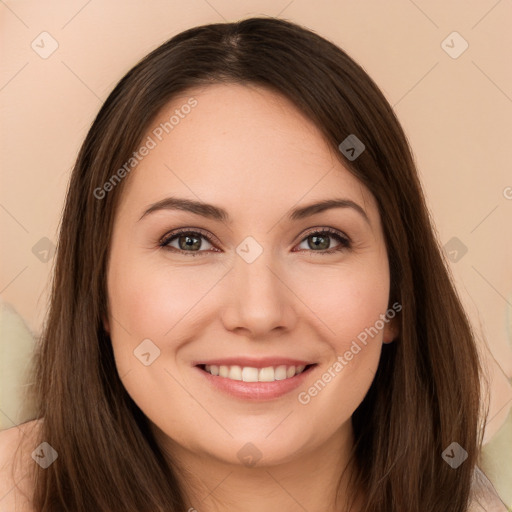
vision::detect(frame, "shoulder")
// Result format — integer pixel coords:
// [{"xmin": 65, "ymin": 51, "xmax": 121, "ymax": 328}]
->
[
  {"xmin": 468, "ymin": 465, "xmax": 509, "ymax": 512},
  {"xmin": 0, "ymin": 418, "xmax": 42, "ymax": 512}
]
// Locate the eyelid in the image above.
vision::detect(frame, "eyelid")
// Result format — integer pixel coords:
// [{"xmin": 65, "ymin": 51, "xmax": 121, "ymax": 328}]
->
[
  {"xmin": 159, "ymin": 227, "xmax": 219, "ymax": 247},
  {"xmin": 298, "ymin": 226, "xmax": 351, "ymax": 244}
]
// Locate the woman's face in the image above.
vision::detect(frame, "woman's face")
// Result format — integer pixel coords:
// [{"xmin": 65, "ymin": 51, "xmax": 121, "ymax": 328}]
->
[{"xmin": 106, "ymin": 83, "xmax": 396, "ymax": 468}]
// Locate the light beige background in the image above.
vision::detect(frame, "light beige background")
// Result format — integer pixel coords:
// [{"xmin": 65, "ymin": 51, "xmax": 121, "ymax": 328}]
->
[{"xmin": 1, "ymin": 0, "xmax": 511, "ymax": 441}]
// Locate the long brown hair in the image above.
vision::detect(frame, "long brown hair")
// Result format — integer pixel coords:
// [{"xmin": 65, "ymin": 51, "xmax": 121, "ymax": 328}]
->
[{"xmin": 19, "ymin": 16, "xmax": 485, "ymax": 511}]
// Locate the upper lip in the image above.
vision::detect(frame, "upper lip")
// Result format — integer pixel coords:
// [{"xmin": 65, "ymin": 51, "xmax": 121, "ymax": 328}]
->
[{"xmin": 193, "ymin": 357, "xmax": 316, "ymax": 368}]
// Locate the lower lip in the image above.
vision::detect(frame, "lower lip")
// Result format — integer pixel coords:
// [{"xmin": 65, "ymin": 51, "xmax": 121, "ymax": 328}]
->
[{"xmin": 196, "ymin": 365, "xmax": 316, "ymax": 401}]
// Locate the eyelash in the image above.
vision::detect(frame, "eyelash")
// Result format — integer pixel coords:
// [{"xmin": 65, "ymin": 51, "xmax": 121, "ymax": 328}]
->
[{"xmin": 158, "ymin": 227, "xmax": 351, "ymax": 257}]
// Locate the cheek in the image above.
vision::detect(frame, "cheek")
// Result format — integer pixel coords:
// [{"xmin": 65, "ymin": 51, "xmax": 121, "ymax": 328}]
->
[
  {"xmin": 108, "ymin": 253, "xmax": 223, "ymax": 334},
  {"xmin": 105, "ymin": 254, "xmax": 216, "ymax": 434},
  {"xmin": 106, "ymin": 251, "xmax": 229, "ymax": 373},
  {"xmin": 295, "ymin": 258, "xmax": 390, "ymax": 346},
  {"xmin": 290, "ymin": 261, "xmax": 390, "ymax": 426}
]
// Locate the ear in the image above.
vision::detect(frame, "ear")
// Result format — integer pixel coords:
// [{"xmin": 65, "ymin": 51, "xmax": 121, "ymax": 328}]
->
[
  {"xmin": 102, "ymin": 313, "xmax": 110, "ymax": 334},
  {"xmin": 383, "ymin": 316, "xmax": 399, "ymax": 344}
]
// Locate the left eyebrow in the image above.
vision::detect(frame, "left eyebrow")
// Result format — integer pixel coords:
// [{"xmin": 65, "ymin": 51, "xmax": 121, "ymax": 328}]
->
[
  {"xmin": 138, "ymin": 196, "xmax": 370, "ymax": 225},
  {"xmin": 287, "ymin": 198, "xmax": 370, "ymax": 225}
]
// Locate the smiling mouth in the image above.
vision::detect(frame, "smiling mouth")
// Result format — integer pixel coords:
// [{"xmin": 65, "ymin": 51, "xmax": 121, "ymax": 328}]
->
[{"xmin": 197, "ymin": 363, "xmax": 317, "ymax": 383}]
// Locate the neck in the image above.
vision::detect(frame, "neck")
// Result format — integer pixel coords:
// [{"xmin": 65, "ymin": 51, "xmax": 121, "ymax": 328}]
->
[{"xmin": 154, "ymin": 422, "xmax": 362, "ymax": 512}]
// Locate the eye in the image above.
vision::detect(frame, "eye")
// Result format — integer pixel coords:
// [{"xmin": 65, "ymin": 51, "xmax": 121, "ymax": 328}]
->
[
  {"xmin": 294, "ymin": 228, "xmax": 351, "ymax": 255},
  {"xmin": 159, "ymin": 228, "xmax": 217, "ymax": 257}
]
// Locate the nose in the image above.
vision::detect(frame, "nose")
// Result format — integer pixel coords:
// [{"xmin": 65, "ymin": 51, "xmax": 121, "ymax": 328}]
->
[{"xmin": 220, "ymin": 249, "xmax": 298, "ymax": 339}]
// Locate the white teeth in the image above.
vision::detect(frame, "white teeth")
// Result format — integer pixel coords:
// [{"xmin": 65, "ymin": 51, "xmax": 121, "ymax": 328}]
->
[
  {"xmin": 228, "ymin": 365, "xmax": 242, "ymax": 381},
  {"xmin": 203, "ymin": 363, "xmax": 309, "ymax": 382},
  {"xmin": 258, "ymin": 366, "xmax": 275, "ymax": 382},
  {"xmin": 274, "ymin": 365, "xmax": 287, "ymax": 380},
  {"xmin": 242, "ymin": 367, "xmax": 259, "ymax": 382}
]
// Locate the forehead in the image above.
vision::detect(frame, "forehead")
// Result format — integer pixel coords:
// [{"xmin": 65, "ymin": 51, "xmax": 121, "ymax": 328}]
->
[{"xmin": 117, "ymin": 83, "xmax": 377, "ymax": 222}]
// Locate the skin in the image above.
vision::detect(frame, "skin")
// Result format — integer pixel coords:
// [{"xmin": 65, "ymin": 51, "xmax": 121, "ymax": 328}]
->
[{"xmin": 105, "ymin": 83, "xmax": 398, "ymax": 512}]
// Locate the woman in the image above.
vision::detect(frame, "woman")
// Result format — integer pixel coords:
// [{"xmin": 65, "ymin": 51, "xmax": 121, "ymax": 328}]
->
[{"xmin": 0, "ymin": 16, "xmax": 505, "ymax": 512}]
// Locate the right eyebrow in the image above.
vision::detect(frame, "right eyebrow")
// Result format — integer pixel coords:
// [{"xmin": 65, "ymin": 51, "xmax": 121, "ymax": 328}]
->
[{"xmin": 138, "ymin": 197, "xmax": 229, "ymax": 223}]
